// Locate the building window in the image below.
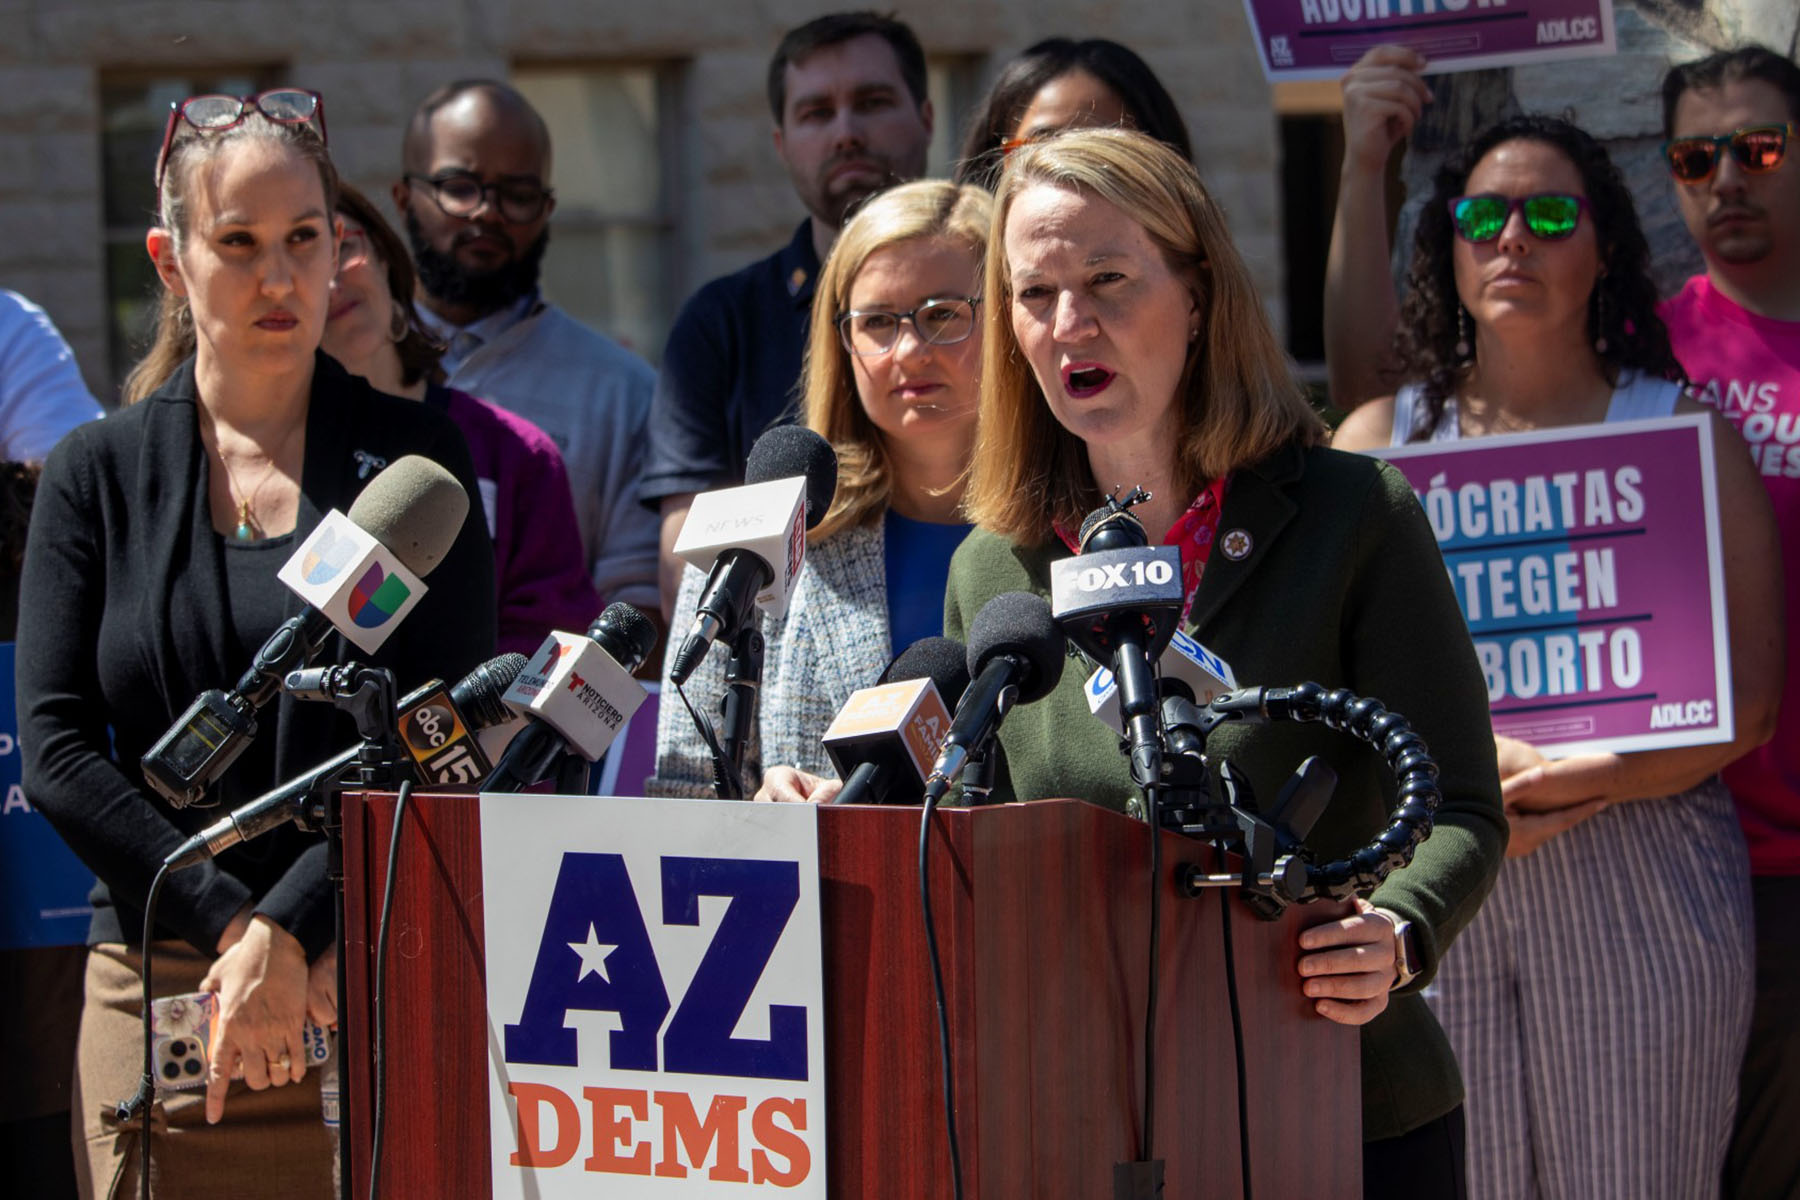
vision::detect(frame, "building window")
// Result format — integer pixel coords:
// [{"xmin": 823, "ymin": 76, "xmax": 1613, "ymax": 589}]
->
[
  {"xmin": 511, "ymin": 63, "xmax": 679, "ymax": 363},
  {"xmin": 1274, "ymin": 79, "xmax": 1404, "ymax": 405},
  {"xmin": 926, "ymin": 55, "xmax": 984, "ymax": 180},
  {"xmin": 99, "ymin": 71, "xmax": 275, "ymax": 399}
]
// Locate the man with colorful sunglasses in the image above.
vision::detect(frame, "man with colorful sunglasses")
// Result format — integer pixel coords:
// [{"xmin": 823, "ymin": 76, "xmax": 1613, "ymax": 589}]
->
[{"xmin": 1657, "ymin": 44, "xmax": 1800, "ymax": 1200}]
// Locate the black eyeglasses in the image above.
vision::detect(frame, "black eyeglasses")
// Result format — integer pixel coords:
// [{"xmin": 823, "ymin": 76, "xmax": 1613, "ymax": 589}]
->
[
  {"xmin": 155, "ymin": 88, "xmax": 326, "ymax": 188},
  {"xmin": 836, "ymin": 297, "xmax": 981, "ymax": 356},
  {"xmin": 1662, "ymin": 123, "xmax": 1796, "ymax": 184},
  {"xmin": 405, "ymin": 171, "xmax": 554, "ymax": 223}
]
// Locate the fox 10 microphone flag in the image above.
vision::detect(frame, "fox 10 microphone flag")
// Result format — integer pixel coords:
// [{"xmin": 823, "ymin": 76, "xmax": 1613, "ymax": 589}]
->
[
  {"xmin": 275, "ymin": 509, "xmax": 427, "ymax": 655},
  {"xmin": 481, "ymin": 793, "xmax": 827, "ymax": 1197}
]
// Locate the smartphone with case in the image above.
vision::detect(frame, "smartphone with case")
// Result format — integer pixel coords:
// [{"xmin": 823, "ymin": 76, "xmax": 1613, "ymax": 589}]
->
[{"xmin": 149, "ymin": 991, "xmax": 330, "ymax": 1089}]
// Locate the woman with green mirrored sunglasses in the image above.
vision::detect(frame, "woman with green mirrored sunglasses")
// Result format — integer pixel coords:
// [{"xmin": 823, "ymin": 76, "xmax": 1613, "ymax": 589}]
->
[
  {"xmin": 1447, "ymin": 192, "xmax": 1590, "ymax": 243},
  {"xmin": 1335, "ymin": 110, "xmax": 1782, "ymax": 1200}
]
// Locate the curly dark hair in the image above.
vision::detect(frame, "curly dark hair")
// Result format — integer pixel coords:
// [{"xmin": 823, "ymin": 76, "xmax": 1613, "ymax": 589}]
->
[
  {"xmin": 954, "ymin": 38, "xmax": 1192, "ymax": 189},
  {"xmin": 1388, "ymin": 114, "xmax": 1683, "ymax": 440}
]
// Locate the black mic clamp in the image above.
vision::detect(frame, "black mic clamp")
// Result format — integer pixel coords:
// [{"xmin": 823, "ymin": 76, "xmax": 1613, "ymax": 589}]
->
[{"xmin": 284, "ymin": 663, "xmax": 404, "ymax": 792}]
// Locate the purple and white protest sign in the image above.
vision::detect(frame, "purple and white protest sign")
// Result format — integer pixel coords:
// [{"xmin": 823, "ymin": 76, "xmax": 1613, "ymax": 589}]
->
[
  {"xmin": 1373, "ymin": 415, "xmax": 1731, "ymax": 757},
  {"xmin": 1242, "ymin": 0, "xmax": 1615, "ymax": 81}
]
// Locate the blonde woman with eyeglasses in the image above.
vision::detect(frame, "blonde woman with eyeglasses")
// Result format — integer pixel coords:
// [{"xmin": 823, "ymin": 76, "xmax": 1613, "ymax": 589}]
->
[
  {"xmin": 650, "ymin": 180, "xmax": 991, "ymax": 802},
  {"xmin": 16, "ymin": 90, "xmax": 495, "ymax": 1196}
]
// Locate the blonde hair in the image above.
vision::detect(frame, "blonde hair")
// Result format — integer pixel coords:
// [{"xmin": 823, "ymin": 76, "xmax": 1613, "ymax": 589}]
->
[
  {"xmin": 966, "ymin": 128, "xmax": 1321, "ymax": 542},
  {"xmin": 122, "ymin": 113, "xmax": 338, "ymax": 405},
  {"xmin": 800, "ymin": 179, "xmax": 993, "ymax": 540}
]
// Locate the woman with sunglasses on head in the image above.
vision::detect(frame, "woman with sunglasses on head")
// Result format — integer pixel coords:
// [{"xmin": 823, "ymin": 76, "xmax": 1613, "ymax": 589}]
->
[
  {"xmin": 322, "ymin": 182, "xmax": 599, "ymax": 656},
  {"xmin": 650, "ymin": 180, "xmax": 990, "ymax": 802},
  {"xmin": 945, "ymin": 128, "xmax": 1504, "ymax": 1197},
  {"xmin": 15, "ymin": 91, "xmax": 495, "ymax": 1197},
  {"xmin": 1333, "ymin": 114, "xmax": 1783, "ymax": 1199},
  {"xmin": 954, "ymin": 37, "xmax": 1192, "ymax": 191}
]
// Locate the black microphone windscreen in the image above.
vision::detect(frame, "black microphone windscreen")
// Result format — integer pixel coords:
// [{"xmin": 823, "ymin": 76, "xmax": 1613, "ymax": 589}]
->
[
  {"xmin": 881, "ymin": 636, "xmax": 972, "ymax": 708},
  {"xmin": 966, "ymin": 592, "xmax": 1065, "ymax": 704},
  {"xmin": 346, "ymin": 454, "xmax": 469, "ymax": 577},
  {"xmin": 450, "ymin": 652, "xmax": 529, "ymax": 730},
  {"xmin": 1077, "ymin": 503, "xmax": 1149, "ymax": 553},
  {"xmin": 745, "ymin": 425, "xmax": 838, "ymax": 531},
  {"xmin": 589, "ymin": 602, "xmax": 659, "ymax": 674}
]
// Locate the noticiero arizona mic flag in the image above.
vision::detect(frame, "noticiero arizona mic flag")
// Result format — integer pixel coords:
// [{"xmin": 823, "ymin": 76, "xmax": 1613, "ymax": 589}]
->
[{"xmin": 480, "ymin": 793, "xmax": 828, "ymax": 1198}]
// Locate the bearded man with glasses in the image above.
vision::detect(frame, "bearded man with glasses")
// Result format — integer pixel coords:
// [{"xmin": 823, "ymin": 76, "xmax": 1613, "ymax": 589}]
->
[
  {"xmin": 393, "ymin": 79, "xmax": 663, "ymax": 643},
  {"xmin": 1656, "ymin": 45, "xmax": 1800, "ymax": 1200}
]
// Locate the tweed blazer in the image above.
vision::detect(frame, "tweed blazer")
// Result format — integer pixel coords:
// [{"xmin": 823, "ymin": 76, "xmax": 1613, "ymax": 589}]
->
[{"xmin": 649, "ymin": 521, "xmax": 894, "ymax": 797}]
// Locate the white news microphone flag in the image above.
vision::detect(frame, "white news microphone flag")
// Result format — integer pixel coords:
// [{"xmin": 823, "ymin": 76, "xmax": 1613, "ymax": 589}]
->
[
  {"xmin": 502, "ymin": 631, "xmax": 648, "ymax": 762},
  {"xmin": 1085, "ymin": 629, "xmax": 1239, "ymax": 732},
  {"xmin": 275, "ymin": 509, "xmax": 427, "ymax": 656},
  {"xmin": 672, "ymin": 476, "xmax": 810, "ymax": 618}
]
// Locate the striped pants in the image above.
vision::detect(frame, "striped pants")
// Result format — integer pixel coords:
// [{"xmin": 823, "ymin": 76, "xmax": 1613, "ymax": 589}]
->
[{"xmin": 1425, "ymin": 778, "xmax": 1754, "ymax": 1200}]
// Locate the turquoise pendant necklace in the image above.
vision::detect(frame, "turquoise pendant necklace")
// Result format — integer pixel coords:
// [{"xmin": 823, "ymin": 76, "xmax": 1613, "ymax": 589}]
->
[{"xmin": 234, "ymin": 498, "xmax": 256, "ymax": 541}]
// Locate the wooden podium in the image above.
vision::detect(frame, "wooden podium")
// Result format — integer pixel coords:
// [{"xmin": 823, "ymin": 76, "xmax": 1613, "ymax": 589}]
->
[{"xmin": 340, "ymin": 794, "xmax": 1360, "ymax": 1198}]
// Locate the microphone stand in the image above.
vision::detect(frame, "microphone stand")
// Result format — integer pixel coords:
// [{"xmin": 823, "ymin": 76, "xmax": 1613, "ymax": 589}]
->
[
  {"xmin": 717, "ymin": 623, "xmax": 765, "ymax": 799},
  {"xmin": 284, "ymin": 664, "xmax": 403, "ymax": 1200}
]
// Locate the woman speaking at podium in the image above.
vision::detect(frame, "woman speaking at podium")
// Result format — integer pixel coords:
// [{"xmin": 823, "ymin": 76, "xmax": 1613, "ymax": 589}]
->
[
  {"xmin": 941, "ymin": 128, "xmax": 1506, "ymax": 1196},
  {"xmin": 16, "ymin": 91, "xmax": 493, "ymax": 1196}
]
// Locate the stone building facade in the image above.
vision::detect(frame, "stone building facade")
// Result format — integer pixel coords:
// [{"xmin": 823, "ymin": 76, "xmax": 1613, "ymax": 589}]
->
[{"xmin": 0, "ymin": 0, "xmax": 1291, "ymax": 401}]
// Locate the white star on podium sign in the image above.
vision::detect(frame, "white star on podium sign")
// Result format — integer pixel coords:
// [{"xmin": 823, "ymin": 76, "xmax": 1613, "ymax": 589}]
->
[{"xmin": 568, "ymin": 924, "xmax": 617, "ymax": 983}]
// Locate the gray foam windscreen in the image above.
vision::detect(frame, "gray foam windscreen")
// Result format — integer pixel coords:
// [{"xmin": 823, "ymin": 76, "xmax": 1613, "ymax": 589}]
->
[{"xmin": 345, "ymin": 454, "xmax": 469, "ymax": 577}]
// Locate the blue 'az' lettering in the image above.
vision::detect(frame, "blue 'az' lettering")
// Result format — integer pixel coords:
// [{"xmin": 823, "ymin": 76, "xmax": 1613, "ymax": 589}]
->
[
  {"xmin": 503, "ymin": 852, "xmax": 669, "ymax": 1069},
  {"xmin": 661, "ymin": 856, "xmax": 806, "ymax": 1081},
  {"xmin": 501, "ymin": 852, "xmax": 807, "ymax": 1083}
]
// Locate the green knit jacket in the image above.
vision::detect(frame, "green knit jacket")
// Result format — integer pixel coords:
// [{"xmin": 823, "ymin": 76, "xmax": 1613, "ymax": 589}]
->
[{"xmin": 943, "ymin": 441, "xmax": 1507, "ymax": 1141}]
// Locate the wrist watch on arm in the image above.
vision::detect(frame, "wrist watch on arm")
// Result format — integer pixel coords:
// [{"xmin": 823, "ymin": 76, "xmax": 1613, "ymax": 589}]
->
[{"xmin": 1373, "ymin": 907, "xmax": 1421, "ymax": 990}]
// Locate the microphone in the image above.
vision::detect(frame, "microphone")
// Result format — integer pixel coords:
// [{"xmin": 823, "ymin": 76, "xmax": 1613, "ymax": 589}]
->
[
  {"xmin": 163, "ymin": 652, "xmax": 527, "ymax": 870},
  {"xmin": 485, "ymin": 602, "xmax": 660, "ymax": 792},
  {"xmin": 825, "ymin": 636, "xmax": 971, "ymax": 806},
  {"xmin": 1084, "ymin": 628, "xmax": 1238, "ymax": 732},
  {"xmin": 141, "ymin": 455, "xmax": 470, "ymax": 809},
  {"xmin": 667, "ymin": 426, "xmax": 838, "ymax": 685},
  {"xmin": 1049, "ymin": 492, "xmax": 1183, "ymax": 789},
  {"xmin": 923, "ymin": 593, "xmax": 1065, "ymax": 803}
]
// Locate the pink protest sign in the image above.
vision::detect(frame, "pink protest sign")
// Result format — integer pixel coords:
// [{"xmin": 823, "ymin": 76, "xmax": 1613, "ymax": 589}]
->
[
  {"xmin": 1374, "ymin": 415, "xmax": 1731, "ymax": 756},
  {"xmin": 1243, "ymin": 0, "xmax": 1615, "ymax": 81}
]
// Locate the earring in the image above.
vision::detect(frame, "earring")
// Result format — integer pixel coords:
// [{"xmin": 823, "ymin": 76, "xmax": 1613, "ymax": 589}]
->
[
  {"xmin": 1592, "ymin": 286, "xmax": 1609, "ymax": 355},
  {"xmin": 1454, "ymin": 305, "xmax": 1472, "ymax": 361},
  {"xmin": 389, "ymin": 298, "xmax": 410, "ymax": 343}
]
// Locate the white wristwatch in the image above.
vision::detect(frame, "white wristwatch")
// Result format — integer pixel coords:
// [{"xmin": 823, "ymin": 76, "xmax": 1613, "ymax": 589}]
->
[{"xmin": 1374, "ymin": 907, "xmax": 1421, "ymax": 991}]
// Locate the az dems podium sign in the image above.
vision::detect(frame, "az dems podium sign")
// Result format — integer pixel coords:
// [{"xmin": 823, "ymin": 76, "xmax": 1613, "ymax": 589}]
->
[
  {"xmin": 481, "ymin": 793, "xmax": 826, "ymax": 1197},
  {"xmin": 1375, "ymin": 415, "xmax": 1731, "ymax": 756}
]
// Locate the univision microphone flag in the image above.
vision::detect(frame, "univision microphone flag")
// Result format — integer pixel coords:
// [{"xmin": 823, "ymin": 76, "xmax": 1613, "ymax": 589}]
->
[{"xmin": 276, "ymin": 509, "xmax": 428, "ymax": 655}]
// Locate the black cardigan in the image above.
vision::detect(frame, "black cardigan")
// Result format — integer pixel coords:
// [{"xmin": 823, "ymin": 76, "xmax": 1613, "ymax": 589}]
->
[{"xmin": 16, "ymin": 352, "xmax": 497, "ymax": 958}]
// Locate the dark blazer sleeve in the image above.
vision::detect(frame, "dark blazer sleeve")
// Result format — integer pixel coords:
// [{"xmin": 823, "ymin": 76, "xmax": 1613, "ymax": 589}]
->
[
  {"xmin": 1350, "ymin": 462, "xmax": 1508, "ymax": 990},
  {"xmin": 17, "ymin": 433, "xmax": 255, "ymax": 954}
]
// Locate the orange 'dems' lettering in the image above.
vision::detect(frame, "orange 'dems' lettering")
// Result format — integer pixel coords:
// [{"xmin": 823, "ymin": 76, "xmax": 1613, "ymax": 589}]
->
[{"xmin": 507, "ymin": 1084, "xmax": 811, "ymax": 1184}]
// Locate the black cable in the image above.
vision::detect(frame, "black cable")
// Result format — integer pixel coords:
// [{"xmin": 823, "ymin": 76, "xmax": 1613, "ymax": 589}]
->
[
  {"xmin": 675, "ymin": 677, "xmax": 740, "ymax": 799},
  {"xmin": 367, "ymin": 776, "xmax": 413, "ymax": 1200},
  {"xmin": 1216, "ymin": 844, "xmax": 1253, "ymax": 1200},
  {"xmin": 1141, "ymin": 790, "xmax": 1162, "ymax": 1163},
  {"xmin": 132, "ymin": 863, "xmax": 172, "ymax": 1200},
  {"xmin": 917, "ymin": 792, "xmax": 965, "ymax": 1200}
]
